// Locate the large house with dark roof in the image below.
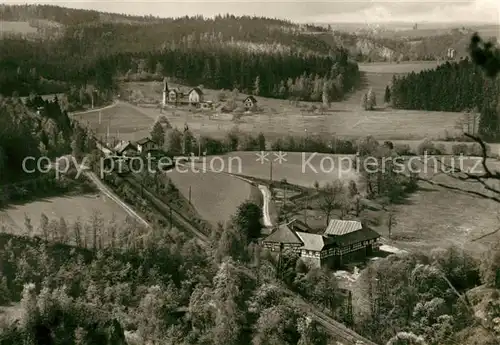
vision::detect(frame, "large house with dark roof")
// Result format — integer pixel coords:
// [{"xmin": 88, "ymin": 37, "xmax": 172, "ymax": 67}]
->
[{"xmin": 262, "ymin": 219, "xmax": 381, "ymax": 269}]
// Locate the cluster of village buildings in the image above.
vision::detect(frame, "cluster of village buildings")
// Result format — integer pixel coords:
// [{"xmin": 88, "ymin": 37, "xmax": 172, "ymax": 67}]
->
[
  {"xmin": 262, "ymin": 218, "xmax": 381, "ymax": 269},
  {"xmin": 161, "ymin": 79, "xmax": 258, "ymax": 111}
]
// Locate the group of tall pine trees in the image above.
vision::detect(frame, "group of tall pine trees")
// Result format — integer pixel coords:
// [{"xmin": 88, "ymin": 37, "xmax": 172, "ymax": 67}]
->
[{"xmin": 388, "ymin": 58, "xmax": 500, "ymax": 141}]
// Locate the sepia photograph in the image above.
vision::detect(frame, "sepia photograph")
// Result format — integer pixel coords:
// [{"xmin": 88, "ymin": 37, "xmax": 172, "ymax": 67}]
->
[{"xmin": 0, "ymin": 0, "xmax": 499, "ymax": 344}]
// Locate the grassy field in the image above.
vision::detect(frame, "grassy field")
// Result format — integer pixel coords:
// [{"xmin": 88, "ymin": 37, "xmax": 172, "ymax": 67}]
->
[
  {"xmin": 344, "ymin": 61, "xmax": 444, "ymax": 105},
  {"xmin": 168, "ymin": 107, "xmax": 463, "ymax": 141},
  {"xmin": 204, "ymin": 152, "xmax": 359, "ymax": 188},
  {"xmin": 130, "ymin": 98, "xmax": 464, "ymax": 142},
  {"xmin": 357, "ymin": 61, "xmax": 442, "ymax": 74},
  {"xmin": 369, "ymin": 157, "xmax": 500, "ymax": 256},
  {"xmin": 121, "ymin": 70, "xmax": 464, "ymax": 141},
  {"xmin": 373, "ymin": 177, "xmax": 500, "ymax": 258},
  {"xmin": 0, "ymin": 193, "xmax": 129, "ymax": 237},
  {"xmin": 0, "ymin": 21, "xmax": 37, "ymax": 34},
  {"xmin": 72, "ymin": 101, "xmax": 157, "ymax": 143},
  {"xmin": 166, "ymin": 169, "xmax": 259, "ymax": 227}
]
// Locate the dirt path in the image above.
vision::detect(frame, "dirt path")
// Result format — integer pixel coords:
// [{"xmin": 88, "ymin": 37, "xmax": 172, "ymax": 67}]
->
[{"xmin": 84, "ymin": 171, "xmax": 150, "ymax": 228}]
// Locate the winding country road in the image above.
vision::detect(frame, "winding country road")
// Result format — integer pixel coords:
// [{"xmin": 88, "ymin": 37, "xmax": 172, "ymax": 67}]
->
[
  {"xmin": 258, "ymin": 185, "xmax": 273, "ymax": 227},
  {"xmin": 69, "ymin": 101, "xmax": 118, "ymax": 116}
]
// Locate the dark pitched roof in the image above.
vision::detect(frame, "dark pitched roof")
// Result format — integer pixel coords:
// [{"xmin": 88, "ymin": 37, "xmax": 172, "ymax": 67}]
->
[
  {"xmin": 263, "ymin": 220, "xmax": 304, "ymax": 246},
  {"xmin": 324, "ymin": 220, "xmax": 363, "ymax": 236},
  {"xmin": 330, "ymin": 228, "xmax": 381, "ymax": 247},
  {"xmin": 189, "ymin": 87, "xmax": 203, "ymax": 95},
  {"xmin": 114, "ymin": 141, "xmax": 137, "ymax": 154},
  {"xmin": 287, "ymin": 218, "xmax": 312, "ymax": 233},
  {"xmin": 244, "ymin": 95, "xmax": 257, "ymax": 103},
  {"xmin": 136, "ymin": 137, "xmax": 153, "ymax": 145}
]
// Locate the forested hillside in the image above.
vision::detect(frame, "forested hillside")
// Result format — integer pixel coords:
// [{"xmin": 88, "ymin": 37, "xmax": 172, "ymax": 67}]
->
[
  {"xmin": 390, "ymin": 59, "xmax": 500, "ymax": 141},
  {"xmin": 0, "ymin": 5, "xmax": 360, "ymax": 100}
]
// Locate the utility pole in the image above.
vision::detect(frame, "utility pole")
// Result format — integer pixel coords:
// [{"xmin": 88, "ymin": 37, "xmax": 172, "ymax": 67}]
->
[
  {"xmin": 304, "ymin": 195, "xmax": 308, "ymax": 225},
  {"xmin": 282, "ymin": 183, "xmax": 287, "ymax": 222},
  {"xmin": 269, "ymin": 158, "xmax": 273, "ymax": 182},
  {"xmin": 188, "ymin": 186, "xmax": 192, "ymax": 204}
]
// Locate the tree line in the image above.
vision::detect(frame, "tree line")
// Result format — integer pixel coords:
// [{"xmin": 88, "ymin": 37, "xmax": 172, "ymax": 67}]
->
[
  {"xmin": 0, "ymin": 36, "xmax": 360, "ymax": 102},
  {"xmin": 390, "ymin": 58, "xmax": 500, "ymax": 141}
]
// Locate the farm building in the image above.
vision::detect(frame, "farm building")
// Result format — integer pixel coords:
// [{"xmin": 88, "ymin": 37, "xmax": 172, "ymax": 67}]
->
[
  {"xmin": 114, "ymin": 141, "xmax": 137, "ymax": 156},
  {"xmin": 188, "ymin": 87, "xmax": 204, "ymax": 105},
  {"xmin": 262, "ymin": 219, "xmax": 381, "ymax": 269},
  {"xmin": 243, "ymin": 95, "xmax": 257, "ymax": 110},
  {"xmin": 136, "ymin": 137, "xmax": 157, "ymax": 153}
]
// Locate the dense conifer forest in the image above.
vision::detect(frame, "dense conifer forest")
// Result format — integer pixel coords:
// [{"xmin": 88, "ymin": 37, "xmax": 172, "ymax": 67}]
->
[
  {"xmin": 0, "ymin": 5, "xmax": 360, "ymax": 100},
  {"xmin": 390, "ymin": 59, "xmax": 500, "ymax": 141}
]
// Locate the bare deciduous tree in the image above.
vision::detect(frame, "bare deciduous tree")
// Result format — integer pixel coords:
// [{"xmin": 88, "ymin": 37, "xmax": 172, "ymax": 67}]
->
[{"xmin": 317, "ymin": 180, "xmax": 344, "ymax": 226}]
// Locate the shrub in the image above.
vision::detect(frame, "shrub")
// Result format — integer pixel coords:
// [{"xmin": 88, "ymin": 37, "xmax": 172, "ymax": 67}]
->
[
  {"xmin": 394, "ymin": 144, "xmax": 413, "ymax": 156},
  {"xmin": 436, "ymin": 143, "xmax": 446, "ymax": 155},
  {"xmin": 357, "ymin": 136, "xmax": 380, "ymax": 156},
  {"xmin": 334, "ymin": 139, "xmax": 357, "ymax": 154},
  {"xmin": 417, "ymin": 139, "xmax": 438, "ymax": 155},
  {"xmin": 469, "ymin": 142, "xmax": 491, "ymax": 157},
  {"xmin": 452, "ymin": 143, "xmax": 468, "ymax": 156}
]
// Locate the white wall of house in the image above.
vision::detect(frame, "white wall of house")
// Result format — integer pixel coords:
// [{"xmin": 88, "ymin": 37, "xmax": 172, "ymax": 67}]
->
[
  {"xmin": 188, "ymin": 91, "xmax": 202, "ymax": 104},
  {"xmin": 244, "ymin": 99, "xmax": 254, "ymax": 109}
]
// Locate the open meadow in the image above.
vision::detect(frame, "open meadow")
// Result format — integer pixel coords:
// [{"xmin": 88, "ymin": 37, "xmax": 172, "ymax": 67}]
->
[
  {"xmin": 164, "ymin": 107, "xmax": 463, "ymax": 141},
  {"xmin": 198, "ymin": 152, "xmax": 360, "ymax": 188},
  {"xmin": 0, "ymin": 193, "xmax": 130, "ymax": 237},
  {"xmin": 0, "ymin": 21, "xmax": 38, "ymax": 34},
  {"xmin": 355, "ymin": 156, "xmax": 500, "ymax": 257},
  {"xmin": 357, "ymin": 61, "xmax": 442, "ymax": 74},
  {"xmin": 374, "ymin": 177, "xmax": 500, "ymax": 258},
  {"xmin": 166, "ymin": 169, "xmax": 260, "ymax": 227},
  {"xmin": 71, "ymin": 101, "xmax": 157, "ymax": 143},
  {"xmin": 124, "ymin": 80, "xmax": 464, "ymax": 142}
]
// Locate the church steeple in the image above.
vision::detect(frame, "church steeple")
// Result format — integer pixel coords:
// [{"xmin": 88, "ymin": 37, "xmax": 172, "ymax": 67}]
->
[
  {"xmin": 162, "ymin": 77, "xmax": 168, "ymax": 106},
  {"xmin": 163, "ymin": 77, "xmax": 168, "ymax": 92}
]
